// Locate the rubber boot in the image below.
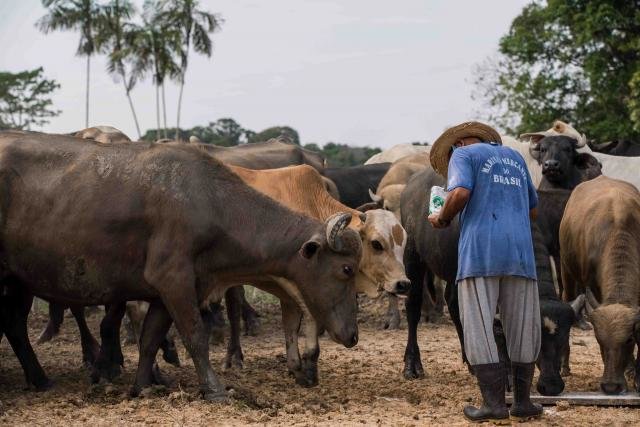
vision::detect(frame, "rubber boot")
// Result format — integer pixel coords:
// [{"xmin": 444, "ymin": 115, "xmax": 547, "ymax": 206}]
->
[
  {"xmin": 510, "ymin": 362, "xmax": 543, "ymax": 422},
  {"xmin": 463, "ymin": 363, "xmax": 510, "ymax": 424}
]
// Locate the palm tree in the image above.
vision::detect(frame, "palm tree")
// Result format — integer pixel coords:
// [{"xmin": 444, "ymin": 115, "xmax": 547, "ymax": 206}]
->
[
  {"xmin": 96, "ymin": 0, "xmax": 142, "ymax": 139},
  {"xmin": 127, "ymin": 2, "xmax": 181, "ymax": 139},
  {"xmin": 38, "ymin": 0, "xmax": 104, "ymax": 128},
  {"xmin": 160, "ymin": 0, "xmax": 222, "ymax": 140}
]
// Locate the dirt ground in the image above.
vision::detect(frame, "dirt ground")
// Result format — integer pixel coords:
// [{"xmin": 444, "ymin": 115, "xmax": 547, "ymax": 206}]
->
[{"xmin": 0, "ymin": 296, "xmax": 638, "ymax": 426}]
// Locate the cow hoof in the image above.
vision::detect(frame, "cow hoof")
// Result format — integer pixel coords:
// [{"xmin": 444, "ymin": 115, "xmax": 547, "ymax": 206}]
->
[
  {"xmin": 209, "ymin": 327, "xmax": 225, "ymax": 346},
  {"xmin": 294, "ymin": 371, "xmax": 318, "ymax": 387},
  {"xmin": 384, "ymin": 316, "xmax": 401, "ymax": 330},
  {"xmin": 36, "ymin": 327, "xmax": 59, "ymax": 345},
  {"xmin": 162, "ymin": 346, "xmax": 181, "ymax": 368},
  {"xmin": 403, "ymin": 362, "xmax": 425, "ymax": 380},
  {"xmin": 244, "ymin": 317, "xmax": 261, "ymax": 337},
  {"xmin": 202, "ymin": 390, "xmax": 230, "ymax": 403},
  {"xmin": 574, "ymin": 318, "xmax": 592, "ymax": 331},
  {"xmin": 222, "ymin": 352, "xmax": 244, "ymax": 371},
  {"xmin": 33, "ymin": 377, "xmax": 54, "ymax": 392},
  {"xmin": 91, "ymin": 360, "xmax": 122, "ymax": 383}
]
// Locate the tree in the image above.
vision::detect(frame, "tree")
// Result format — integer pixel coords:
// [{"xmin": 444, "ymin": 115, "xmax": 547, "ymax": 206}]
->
[
  {"xmin": 0, "ymin": 68, "xmax": 61, "ymax": 130},
  {"xmin": 96, "ymin": 0, "xmax": 142, "ymax": 138},
  {"xmin": 127, "ymin": 1, "xmax": 181, "ymax": 139},
  {"xmin": 159, "ymin": 0, "xmax": 222, "ymax": 140},
  {"xmin": 473, "ymin": 0, "xmax": 640, "ymax": 142},
  {"xmin": 141, "ymin": 117, "xmax": 245, "ymax": 145},
  {"xmin": 248, "ymin": 126, "xmax": 300, "ymax": 145},
  {"xmin": 38, "ymin": 0, "xmax": 104, "ymax": 128}
]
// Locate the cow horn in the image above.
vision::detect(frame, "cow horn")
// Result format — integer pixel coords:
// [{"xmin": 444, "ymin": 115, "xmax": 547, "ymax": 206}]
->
[
  {"xmin": 369, "ymin": 188, "xmax": 382, "ymax": 203},
  {"xmin": 569, "ymin": 294, "xmax": 586, "ymax": 316},
  {"xmin": 591, "ymin": 140, "xmax": 615, "ymax": 150},
  {"xmin": 586, "ymin": 288, "xmax": 601, "ymax": 311},
  {"xmin": 575, "ymin": 133, "xmax": 587, "ymax": 148},
  {"xmin": 358, "ymin": 212, "xmax": 367, "ymax": 223},
  {"xmin": 356, "ymin": 202, "xmax": 380, "ymax": 212},
  {"xmin": 325, "ymin": 212, "xmax": 353, "ymax": 252}
]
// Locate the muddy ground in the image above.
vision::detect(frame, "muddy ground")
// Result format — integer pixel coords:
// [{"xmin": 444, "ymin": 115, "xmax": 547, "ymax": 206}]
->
[{"xmin": 0, "ymin": 296, "xmax": 638, "ymax": 426}]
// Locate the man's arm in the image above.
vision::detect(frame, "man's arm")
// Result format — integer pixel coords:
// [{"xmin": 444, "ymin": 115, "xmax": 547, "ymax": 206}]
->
[{"xmin": 428, "ymin": 187, "xmax": 471, "ymax": 229}]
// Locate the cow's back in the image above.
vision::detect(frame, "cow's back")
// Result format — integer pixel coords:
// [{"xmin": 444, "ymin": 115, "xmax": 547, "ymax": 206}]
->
[{"xmin": 560, "ymin": 176, "xmax": 640, "ymax": 294}]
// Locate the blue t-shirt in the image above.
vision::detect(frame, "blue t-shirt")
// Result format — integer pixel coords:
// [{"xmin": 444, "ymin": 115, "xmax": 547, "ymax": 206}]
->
[{"xmin": 447, "ymin": 142, "xmax": 538, "ymax": 281}]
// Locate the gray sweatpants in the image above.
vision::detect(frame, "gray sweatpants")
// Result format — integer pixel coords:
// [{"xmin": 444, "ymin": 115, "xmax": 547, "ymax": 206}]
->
[{"xmin": 458, "ymin": 276, "xmax": 541, "ymax": 366}]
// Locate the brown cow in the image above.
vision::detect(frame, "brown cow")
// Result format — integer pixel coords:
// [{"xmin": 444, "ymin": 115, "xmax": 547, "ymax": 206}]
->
[
  {"xmin": 0, "ymin": 131, "xmax": 360, "ymax": 399},
  {"xmin": 561, "ymin": 175, "xmax": 640, "ymax": 394},
  {"xmin": 219, "ymin": 164, "xmax": 409, "ymax": 384}
]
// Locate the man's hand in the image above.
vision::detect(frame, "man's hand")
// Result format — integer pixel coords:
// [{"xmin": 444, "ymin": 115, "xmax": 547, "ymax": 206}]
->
[{"xmin": 428, "ymin": 213, "xmax": 449, "ymax": 229}]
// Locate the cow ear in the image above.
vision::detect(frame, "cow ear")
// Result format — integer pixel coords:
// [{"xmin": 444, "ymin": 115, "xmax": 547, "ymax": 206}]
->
[
  {"xmin": 529, "ymin": 143, "xmax": 541, "ymax": 162},
  {"xmin": 300, "ymin": 237, "xmax": 322, "ymax": 259},
  {"xmin": 575, "ymin": 153, "xmax": 598, "ymax": 169}
]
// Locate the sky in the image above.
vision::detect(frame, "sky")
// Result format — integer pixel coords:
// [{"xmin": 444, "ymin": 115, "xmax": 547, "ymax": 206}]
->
[{"xmin": 0, "ymin": 0, "xmax": 531, "ymax": 148}]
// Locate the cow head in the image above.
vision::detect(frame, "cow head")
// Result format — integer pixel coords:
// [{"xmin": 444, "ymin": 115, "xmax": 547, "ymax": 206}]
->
[
  {"xmin": 293, "ymin": 213, "xmax": 362, "ymax": 347},
  {"xmin": 352, "ymin": 209, "xmax": 410, "ymax": 298},
  {"xmin": 521, "ymin": 120, "xmax": 587, "ymax": 147},
  {"xmin": 585, "ymin": 288, "xmax": 639, "ymax": 394},
  {"xmin": 536, "ymin": 295, "xmax": 584, "ymax": 395},
  {"xmin": 530, "ymin": 135, "xmax": 600, "ymax": 189},
  {"xmin": 366, "ymin": 186, "xmax": 405, "ymax": 220}
]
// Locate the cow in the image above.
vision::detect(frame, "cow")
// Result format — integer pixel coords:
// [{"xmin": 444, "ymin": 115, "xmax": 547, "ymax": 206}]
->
[
  {"xmin": 589, "ymin": 140, "xmax": 640, "ymax": 157},
  {"xmin": 70, "ymin": 125, "xmax": 132, "ymax": 144},
  {"xmin": 218, "ymin": 164, "xmax": 410, "ymax": 384},
  {"xmin": 0, "ymin": 131, "xmax": 361, "ymax": 399},
  {"xmin": 195, "ymin": 137, "xmax": 326, "ymax": 172},
  {"xmin": 561, "ymin": 175, "xmax": 640, "ymax": 395},
  {"xmin": 323, "ymin": 163, "xmax": 391, "ymax": 208},
  {"xmin": 364, "ymin": 143, "xmax": 430, "ymax": 164},
  {"xmin": 519, "ymin": 120, "xmax": 640, "ymax": 190}
]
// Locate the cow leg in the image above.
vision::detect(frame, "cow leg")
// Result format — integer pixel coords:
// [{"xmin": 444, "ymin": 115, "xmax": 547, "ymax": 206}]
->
[
  {"xmin": 69, "ymin": 305, "xmax": 101, "ymax": 368},
  {"xmin": 91, "ymin": 303, "xmax": 126, "ymax": 383},
  {"xmin": 223, "ymin": 286, "xmax": 244, "ymax": 370},
  {"xmin": 159, "ymin": 332, "xmax": 181, "ymax": 367},
  {"xmin": 299, "ymin": 316, "xmax": 320, "ymax": 387},
  {"xmin": 36, "ymin": 302, "xmax": 65, "ymax": 344},
  {"xmin": 240, "ymin": 288, "xmax": 261, "ymax": 336},
  {"xmin": 203, "ymin": 302, "xmax": 226, "ymax": 345},
  {"xmin": 384, "ymin": 294, "xmax": 401, "ymax": 330},
  {"xmin": 0, "ymin": 284, "xmax": 52, "ymax": 390},
  {"xmin": 403, "ymin": 253, "xmax": 425, "ymax": 379},
  {"xmin": 493, "ymin": 318, "xmax": 513, "ymax": 392},
  {"xmin": 421, "ymin": 275, "xmax": 440, "ymax": 323},
  {"xmin": 561, "ymin": 341, "xmax": 571, "ymax": 377},
  {"xmin": 280, "ymin": 297, "xmax": 302, "ymax": 376},
  {"xmin": 445, "ymin": 280, "xmax": 468, "ymax": 367},
  {"xmin": 145, "ymin": 254, "xmax": 226, "ymax": 401},
  {"xmin": 131, "ymin": 300, "xmax": 173, "ymax": 396}
]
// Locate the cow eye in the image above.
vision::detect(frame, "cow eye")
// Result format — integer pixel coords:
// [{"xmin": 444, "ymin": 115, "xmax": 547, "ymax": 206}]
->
[
  {"xmin": 371, "ymin": 240, "xmax": 384, "ymax": 251},
  {"xmin": 540, "ymin": 147, "xmax": 547, "ymax": 153},
  {"xmin": 342, "ymin": 265, "xmax": 354, "ymax": 278}
]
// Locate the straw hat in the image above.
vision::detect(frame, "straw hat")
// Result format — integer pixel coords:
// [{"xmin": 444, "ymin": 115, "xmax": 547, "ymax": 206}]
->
[{"xmin": 430, "ymin": 121, "xmax": 501, "ymax": 177}]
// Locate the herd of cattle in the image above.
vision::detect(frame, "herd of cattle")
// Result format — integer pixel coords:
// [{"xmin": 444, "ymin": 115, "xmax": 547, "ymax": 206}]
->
[{"xmin": 0, "ymin": 120, "xmax": 638, "ymax": 404}]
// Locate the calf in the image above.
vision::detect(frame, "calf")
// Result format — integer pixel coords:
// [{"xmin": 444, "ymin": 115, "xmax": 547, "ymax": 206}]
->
[{"xmin": 561, "ymin": 176, "xmax": 640, "ymax": 394}]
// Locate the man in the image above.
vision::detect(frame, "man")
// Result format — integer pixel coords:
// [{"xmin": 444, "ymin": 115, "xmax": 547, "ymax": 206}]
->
[{"xmin": 428, "ymin": 122, "xmax": 543, "ymax": 423}]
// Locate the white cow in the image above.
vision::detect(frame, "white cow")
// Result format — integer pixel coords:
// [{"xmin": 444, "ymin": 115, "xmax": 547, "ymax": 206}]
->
[{"xmin": 365, "ymin": 143, "xmax": 430, "ymax": 165}]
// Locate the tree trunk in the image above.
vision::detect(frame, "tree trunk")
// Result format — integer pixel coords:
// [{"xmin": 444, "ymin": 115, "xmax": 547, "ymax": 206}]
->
[
  {"xmin": 85, "ymin": 55, "xmax": 91, "ymax": 128},
  {"xmin": 155, "ymin": 84, "xmax": 160, "ymax": 140},
  {"xmin": 122, "ymin": 78, "xmax": 141, "ymax": 139},
  {"xmin": 161, "ymin": 82, "xmax": 168, "ymax": 139},
  {"xmin": 175, "ymin": 79, "xmax": 185, "ymax": 141}
]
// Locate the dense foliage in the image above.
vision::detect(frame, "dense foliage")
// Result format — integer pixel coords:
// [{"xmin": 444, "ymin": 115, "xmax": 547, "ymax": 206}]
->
[
  {"xmin": 474, "ymin": 0, "xmax": 640, "ymax": 142},
  {"xmin": 0, "ymin": 68, "xmax": 60, "ymax": 130}
]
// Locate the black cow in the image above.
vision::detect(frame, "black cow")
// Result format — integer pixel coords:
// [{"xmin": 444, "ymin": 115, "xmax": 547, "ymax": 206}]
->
[
  {"xmin": 324, "ymin": 163, "xmax": 391, "ymax": 208},
  {"xmin": 0, "ymin": 131, "xmax": 361, "ymax": 398},
  {"xmin": 589, "ymin": 140, "xmax": 640, "ymax": 157},
  {"xmin": 400, "ymin": 168, "xmax": 464, "ymax": 379},
  {"xmin": 495, "ymin": 135, "xmax": 601, "ymax": 395}
]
